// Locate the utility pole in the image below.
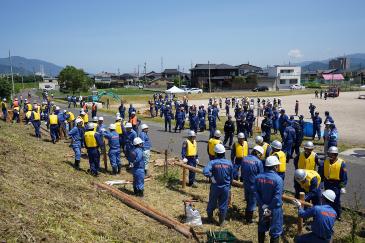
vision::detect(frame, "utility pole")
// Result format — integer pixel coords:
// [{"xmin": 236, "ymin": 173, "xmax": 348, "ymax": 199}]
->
[
  {"xmin": 208, "ymin": 61, "xmax": 211, "ymax": 93},
  {"xmin": 9, "ymin": 50, "xmax": 15, "ymax": 100},
  {"xmin": 144, "ymin": 62, "xmax": 147, "ymax": 86}
]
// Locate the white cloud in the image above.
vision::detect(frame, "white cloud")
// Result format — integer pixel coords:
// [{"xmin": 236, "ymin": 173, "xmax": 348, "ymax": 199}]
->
[{"xmin": 288, "ymin": 49, "xmax": 303, "ymax": 58}]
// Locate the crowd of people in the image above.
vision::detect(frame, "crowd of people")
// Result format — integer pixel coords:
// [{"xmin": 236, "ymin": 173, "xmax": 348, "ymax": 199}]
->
[{"xmin": 0, "ymin": 90, "xmax": 348, "ymax": 243}]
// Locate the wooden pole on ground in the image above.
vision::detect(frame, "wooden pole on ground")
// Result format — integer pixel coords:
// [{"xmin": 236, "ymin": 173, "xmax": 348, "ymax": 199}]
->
[
  {"xmin": 297, "ymin": 192, "xmax": 305, "ymax": 235},
  {"xmin": 182, "ymin": 167, "xmax": 187, "ymax": 189}
]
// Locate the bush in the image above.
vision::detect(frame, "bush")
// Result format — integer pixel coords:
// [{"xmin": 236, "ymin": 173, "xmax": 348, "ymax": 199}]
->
[
  {"xmin": 303, "ymin": 82, "xmax": 321, "ymax": 88},
  {"xmin": 0, "ymin": 77, "xmax": 12, "ymax": 99}
]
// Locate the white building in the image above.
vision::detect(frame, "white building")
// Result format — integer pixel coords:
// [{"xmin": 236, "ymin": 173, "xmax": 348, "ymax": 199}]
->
[
  {"xmin": 268, "ymin": 66, "xmax": 301, "ymax": 90},
  {"xmin": 39, "ymin": 77, "xmax": 59, "ymax": 91}
]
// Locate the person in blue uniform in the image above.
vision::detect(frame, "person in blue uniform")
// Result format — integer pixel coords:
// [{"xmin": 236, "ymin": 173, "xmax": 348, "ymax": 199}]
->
[
  {"xmin": 318, "ymin": 146, "xmax": 347, "ymax": 219},
  {"xmin": 292, "ymin": 115, "xmax": 304, "ymax": 157},
  {"xmin": 254, "ymin": 156, "xmax": 284, "ymax": 243},
  {"xmin": 163, "ymin": 104, "xmax": 173, "ymax": 132},
  {"xmin": 240, "ymin": 146, "xmax": 264, "ymax": 223},
  {"xmin": 272, "ymin": 107, "xmax": 279, "ymax": 134},
  {"xmin": 139, "ymin": 124, "xmax": 151, "ymax": 176},
  {"xmin": 294, "ymin": 169, "xmax": 322, "ymax": 205},
  {"xmin": 198, "ymin": 105, "xmax": 207, "ymax": 132},
  {"xmin": 103, "ymin": 123, "xmax": 121, "ymax": 174},
  {"xmin": 312, "ymin": 111, "xmax": 322, "ymax": 141},
  {"xmin": 203, "ymin": 144, "xmax": 233, "ymax": 226},
  {"xmin": 246, "ymin": 109, "xmax": 256, "ymax": 138},
  {"xmin": 29, "ymin": 105, "xmax": 42, "ymax": 138},
  {"xmin": 130, "ymin": 137, "xmax": 145, "ymax": 197},
  {"xmin": 124, "ymin": 122, "xmax": 137, "ymax": 169},
  {"xmin": 278, "ymin": 109, "xmax": 288, "ymax": 140},
  {"xmin": 293, "ymin": 189, "xmax": 337, "ymax": 243},
  {"xmin": 282, "ymin": 119, "xmax": 296, "ymax": 163},
  {"xmin": 68, "ymin": 118, "xmax": 84, "ymax": 170},
  {"xmin": 84, "ymin": 123, "xmax": 103, "ymax": 176},
  {"xmin": 174, "ymin": 106, "xmax": 185, "ymax": 133},
  {"xmin": 260, "ymin": 113, "xmax": 272, "ymax": 143},
  {"xmin": 181, "ymin": 130, "xmax": 199, "ymax": 187}
]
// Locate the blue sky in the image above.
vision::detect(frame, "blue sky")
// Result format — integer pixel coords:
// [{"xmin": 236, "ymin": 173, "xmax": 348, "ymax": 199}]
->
[{"xmin": 1, "ymin": 0, "xmax": 364, "ymax": 73}]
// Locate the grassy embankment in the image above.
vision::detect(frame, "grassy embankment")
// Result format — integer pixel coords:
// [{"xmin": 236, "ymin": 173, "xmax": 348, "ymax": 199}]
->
[{"xmin": 0, "ymin": 121, "xmax": 363, "ymax": 242}]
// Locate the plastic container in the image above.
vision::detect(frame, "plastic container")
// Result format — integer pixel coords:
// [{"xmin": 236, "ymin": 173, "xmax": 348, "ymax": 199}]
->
[{"xmin": 206, "ymin": 230, "xmax": 237, "ymax": 243}]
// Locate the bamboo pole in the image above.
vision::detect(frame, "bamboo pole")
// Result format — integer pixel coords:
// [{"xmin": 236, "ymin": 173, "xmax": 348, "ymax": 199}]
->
[
  {"xmin": 297, "ymin": 192, "xmax": 305, "ymax": 234},
  {"xmin": 182, "ymin": 167, "xmax": 187, "ymax": 189},
  {"xmin": 94, "ymin": 182, "xmax": 192, "ymax": 238}
]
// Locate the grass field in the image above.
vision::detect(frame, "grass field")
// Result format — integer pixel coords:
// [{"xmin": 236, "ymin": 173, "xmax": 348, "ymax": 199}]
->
[{"xmin": 0, "ymin": 122, "xmax": 364, "ymax": 242}]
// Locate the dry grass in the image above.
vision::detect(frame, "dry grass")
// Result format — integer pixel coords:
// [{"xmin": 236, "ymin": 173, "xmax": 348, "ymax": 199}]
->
[{"xmin": 0, "ymin": 122, "xmax": 363, "ymax": 242}]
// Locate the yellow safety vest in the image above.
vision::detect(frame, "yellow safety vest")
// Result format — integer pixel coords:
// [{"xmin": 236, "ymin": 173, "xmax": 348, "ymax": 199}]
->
[
  {"xmin": 115, "ymin": 122, "xmax": 123, "ymax": 134},
  {"xmin": 26, "ymin": 111, "xmax": 32, "ymax": 119},
  {"xmin": 36, "ymin": 106, "xmax": 41, "ymax": 113},
  {"xmin": 49, "ymin": 114, "xmax": 58, "ymax": 125},
  {"xmin": 14, "ymin": 106, "xmax": 20, "ymax": 111},
  {"xmin": 208, "ymin": 138, "xmax": 221, "ymax": 156},
  {"xmin": 27, "ymin": 103, "xmax": 32, "ymax": 111},
  {"xmin": 259, "ymin": 142, "xmax": 269, "ymax": 160},
  {"xmin": 33, "ymin": 111, "xmax": 40, "ymax": 121},
  {"xmin": 81, "ymin": 114, "xmax": 89, "ymax": 123},
  {"xmin": 235, "ymin": 141, "xmax": 248, "ymax": 158},
  {"xmin": 84, "ymin": 131, "xmax": 97, "ymax": 148},
  {"xmin": 299, "ymin": 170, "xmax": 321, "ymax": 192},
  {"xmin": 67, "ymin": 112, "xmax": 75, "ymax": 122},
  {"xmin": 186, "ymin": 139, "xmax": 197, "ymax": 157},
  {"xmin": 273, "ymin": 151, "xmax": 286, "ymax": 172},
  {"xmin": 298, "ymin": 152, "xmax": 316, "ymax": 170},
  {"xmin": 324, "ymin": 158, "xmax": 344, "ymax": 181},
  {"xmin": 93, "ymin": 123, "xmax": 98, "ymax": 132},
  {"xmin": 1, "ymin": 102, "xmax": 7, "ymax": 109}
]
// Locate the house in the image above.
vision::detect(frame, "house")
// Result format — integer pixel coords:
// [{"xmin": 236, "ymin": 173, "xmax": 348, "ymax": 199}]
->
[
  {"xmin": 161, "ymin": 69, "xmax": 191, "ymax": 82},
  {"xmin": 94, "ymin": 72, "xmax": 113, "ymax": 86},
  {"xmin": 268, "ymin": 66, "xmax": 301, "ymax": 90},
  {"xmin": 147, "ymin": 77, "xmax": 173, "ymax": 89},
  {"xmin": 39, "ymin": 76, "xmax": 59, "ymax": 91},
  {"xmin": 236, "ymin": 63, "xmax": 263, "ymax": 76},
  {"xmin": 190, "ymin": 64, "xmax": 239, "ymax": 91}
]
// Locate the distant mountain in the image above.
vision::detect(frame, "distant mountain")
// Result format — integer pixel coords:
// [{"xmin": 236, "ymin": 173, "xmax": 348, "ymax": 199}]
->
[
  {"xmin": 0, "ymin": 56, "xmax": 63, "ymax": 76},
  {"xmin": 297, "ymin": 53, "xmax": 365, "ymax": 71}
]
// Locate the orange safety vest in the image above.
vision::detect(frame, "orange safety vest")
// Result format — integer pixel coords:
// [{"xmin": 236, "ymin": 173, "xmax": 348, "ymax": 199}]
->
[
  {"xmin": 92, "ymin": 104, "xmax": 97, "ymax": 111},
  {"xmin": 130, "ymin": 116, "xmax": 138, "ymax": 126},
  {"xmin": 13, "ymin": 101, "xmax": 19, "ymax": 107}
]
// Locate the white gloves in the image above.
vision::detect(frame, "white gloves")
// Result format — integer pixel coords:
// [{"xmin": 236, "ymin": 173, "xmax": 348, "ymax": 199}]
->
[
  {"xmin": 101, "ymin": 128, "xmax": 106, "ymax": 132},
  {"xmin": 293, "ymin": 199, "xmax": 302, "ymax": 208},
  {"xmin": 262, "ymin": 204, "xmax": 271, "ymax": 217},
  {"xmin": 183, "ymin": 158, "xmax": 188, "ymax": 163},
  {"xmin": 196, "ymin": 159, "xmax": 199, "ymax": 164},
  {"xmin": 340, "ymin": 188, "xmax": 346, "ymax": 194},
  {"xmin": 262, "ymin": 204, "xmax": 268, "ymax": 210},
  {"xmin": 211, "ymin": 176, "xmax": 216, "ymax": 184}
]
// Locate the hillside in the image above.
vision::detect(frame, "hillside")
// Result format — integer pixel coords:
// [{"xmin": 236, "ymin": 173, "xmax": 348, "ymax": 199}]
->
[
  {"xmin": 0, "ymin": 56, "xmax": 63, "ymax": 76},
  {"xmin": 298, "ymin": 53, "xmax": 365, "ymax": 71}
]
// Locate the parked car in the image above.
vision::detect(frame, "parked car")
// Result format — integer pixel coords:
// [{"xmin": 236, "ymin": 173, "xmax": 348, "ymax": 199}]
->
[
  {"xmin": 290, "ymin": 84, "xmax": 305, "ymax": 90},
  {"xmin": 252, "ymin": 86, "xmax": 269, "ymax": 92},
  {"xmin": 186, "ymin": 88, "xmax": 203, "ymax": 94}
]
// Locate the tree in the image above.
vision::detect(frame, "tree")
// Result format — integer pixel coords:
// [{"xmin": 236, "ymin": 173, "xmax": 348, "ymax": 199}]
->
[
  {"xmin": 58, "ymin": 65, "xmax": 93, "ymax": 93},
  {"xmin": 0, "ymin": 77, "xmax": 12, "ymax": 99}
]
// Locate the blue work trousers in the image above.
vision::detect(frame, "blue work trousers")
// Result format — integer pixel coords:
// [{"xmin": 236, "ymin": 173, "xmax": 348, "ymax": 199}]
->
[
  {"xmin": 32, "ymin": 120, "xmax": 41, "ymax": 138},
  {"xmin": 50, "ymin": 124, "xmax": 59, "ymax": 142},
  {"xmin": 313, "ymin": 126, "xmax": 321, "ymax": 139},
  {"xmin": 296, "ymin": 232, "xmax": 331, "ymax": 243},
  {"xmin": 87, "ymin": 148, "xmax": 100, "ymax": 175},
  {"xmin": 165, "ymin": 118, "xmax": 172, "ymax": 131},
  {"xmin": 325, "ymin": 184, "xmax": 342, "ymax": 218},
  {"xmin": 72, "ymin": 144, "xmax": 82, "ymax": 160},
  {"xmin": 282, "ymin": 141, "xmax": 293, "ymax": 161},
  {"xmin": 2, "ymin": 109, "xmax": 7, "ymax": 120},
  {"xmin": 244, "ymin": 183, "xmax": 257, "ymax": 212},
  {"xmin": 233, "ymin": 158, "xmax": 243, "ymax": 180},
  {"xmin": 258, "ymin": 207, "xmax": 283, "ymax": 239},
  {"xmin": 109, "ymin": 149, "xmax": 121, "ymax": 169},
  {"xmin": 187, "ymin": 158, "xmax": 197, "ymax": 185},
  {"xmin": 133, "ymin": 168, "xmax": 145, "ymax": 191},
  {"xmin": 209, "ymin": 126, "xmax": 216, "ymax": 138},
  {"xmin": 207, "ymin": 184, "xmax": 230, "ymax": 219}
]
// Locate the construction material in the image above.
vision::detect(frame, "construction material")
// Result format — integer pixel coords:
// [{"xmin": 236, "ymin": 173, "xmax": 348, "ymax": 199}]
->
[
  {"xmin": 206, "ymin": 230, "xmax": 237, "ymax": 243},
  {"xmin": 94, "ymin": 182, "xmax": 193, "ymax": 239},
  {"xmin": 105, "ymin": 178, "xmax": 151, "ymax": 186}
]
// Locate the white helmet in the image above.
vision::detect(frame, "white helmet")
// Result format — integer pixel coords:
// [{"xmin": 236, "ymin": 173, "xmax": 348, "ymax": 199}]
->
[
  {"xmin": 214, "ymin": 144, "xmax": 225, "ymax": 154},
  {"xmin": 294, "ymin": 169, "xmax": 307, "ymax": 182},
  {"xmin": 188, "ymin": 130, "xmax": 196, "ymax": 137},
  {"xmin": 93, "ymin": 116, "xmax": 98, "ymax": 122},
  {"xmin": 87, "ymin": 123, "xmax": 95, "ymax": 130},
  {"xmin": 214, "ymin": 130, "xmax": 221, "ymax": 138},
  {"xmin": 75, "ymin": 118, "xmax": 83, "ymax": 124},
  {"xmin": 322, "ymin": 189, "xmax": 336, "ymax": 202},
  {"xmin": 63, "ymin": 110, "xmax": 67, "ymax": 113},
  {"xmin": 109, "ymin": 124, "xmax": 116, "ymax": 130},
  {"xmin": 327, "ymin": 146, "xmax": 339, "ymax": 154},
  {"xmin": 55, "ymin": 106, "xmax": 60, "ymax": 111},
  {"xmin": 304, "ymin": 141, "xmax": 314, "ymax": 150},
  {"xmin": 265, "ymin": 156, "xmax": 280, "ymax": 167},
  {"xmin": 3, "ymin": 98, "xmax": 6, "ymax": 101},
  {"xmin": 125, "ymin": 122, "xmax": 132, "ymax": 129},
  {"xmin": 253, "ymin": 146, "xmax": 264, "ymax": 155},
  {"xmin": 80, "ymin": 109, "xmax": 84, "ymax": 113},
  {"xmin": 237, "ymin": 132, "xmax": 245, "ymax": 139},
  {"xmin": 255, "ymin": 135, "xmax": 263, "ymax": 144},
  {"xmin": 131, "ymin": 111, "xmax": 136, "ymax": 115},
  {"xmin": 98, "ymin": 117, "xmax": 104, "ymax": 121},
  {"xmin": 271, "ymin": 140, "xmax": 282, "ymax": 150},
  {"xmin": 116, "ymin": 112, "xmax": 120, "ymax": 117},
  {"xmin": 116, "ymin": 116, "xmax": 121, "ymax": 121},
  {"xmin": 133, "ymin": 137, "xmax": 143, "ymax": 145},
  {"xmin": 81, "ymin": 111, "xmax": 86, "ymax": 115},
  {"xmin": 141, "ymin": 124, "xmax": 148, "ymax": 130}
]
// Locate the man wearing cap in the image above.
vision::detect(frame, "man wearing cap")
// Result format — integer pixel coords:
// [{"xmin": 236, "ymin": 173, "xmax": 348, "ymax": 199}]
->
[
  {"xmin": 102, "ymin": 124, "xmax": 121, "ymax": 174},
  {"xmin": 203, "ymin": 144, "xmax": 233, "ymax": 226},
  {"xmin": 182, "ymin": 130, "xmax": 199, "ymax": 187},
  {"xmin": 278, "ymin": 109, "xmax": 288, "ymax": 140},
  {"xmin": 324, "ymin": 121, "xmax": 338, "ymax": 156},
  {"xmin": 246, "ymin": 109, "xmax": 256, "ymax": 138},
  {"xmin": 231, "ymin": 132, "xmax": 248, "ymax": 180},
  {"xmin": 223, "ymin": 115, "xmax": 235, "ymax": 148},
  {"xmin": 294, "ymin": 141, "xmax": 319, "ymax": 171},
  {"xmin": 162, "ymin": 104, "xmax": 173, "ymax": 132},
  {"xmin": 255, "ymin": 135, "xmax": 272, "ymax": 162},
  {"xmin": 319, "ymin": 146, "xmax": 347, "ymax": 219},
  {"xmin": 29, "ymin": 105, "xmax": 42, "ymax": 138},
  {"xmin": 129, "ymin": 111, "xmax": 140, "ymax": 134},
  {"xmin": 207, "ymin": 130, "xmax": 222, "ymax": 160},
  {"xmin": 79, "ymin": 110, "xmax": 89, "ymax": 126},
  {"xmin": 128, "ymin": 104, "xmax": 136, "ymax": 119},
  {"xmin": 174, "ymin": 106, "xmax": 185, "ymax": 133},
  {"xmin": 270, "ymin": 140, "xmax": 286, "ymax": 181},
  {"xmin": 189, "ymin": 109, "xmax": 199, "ymax": 134},
  {"xmin": 294, "ymin": 169, "xmax": 321, "ymax": 205},
  {"xmin": 261, "ymin": 113, "xmax": 273, "ymax": 143},
  {"xmin": 95, "ymin": 117, "xmax": 105, "ymax": 133},
  {"xmin": 293, "ymin": 190, "xmax": 337, "ymax": 242},
  {"xmin": 12, "ymin": 98, "xmax": 20, "ymax": 123},
  {"xmin": 1, "ymin": 98, "xmax": 7, "ymax": 121},
  {"xmin": 91, "ymin": 102, "xmax": 97, "ymax": 118},
  {"xmin": 84, "ymin": 123, "xmax": 103, "ymax": 176},
  {"xmin": 312, "ymin": 111, "xmax": 322, "ymax": 141},
  {"xmin": 282, "ymin": 119, "xmax": 296, "ymax": 163},
  {"xmin": 254, "ymin": 156, "xmax": 284, "ymax": 243},
  {"xmin": 292, "ymin": 115, "xmax": 305, "ymax": 157},
  {"xmin": 198, "ymin": 105, "xmax": 207, "ymax": 132},
  {"xmin": 130, "ymin": 137, "xmax": 145, "ymax": 196},
  {"xmin": 48, "ymin": 109, "xmax": 60, "ymax": 144},
  {"xmin": 240, "ymin": 146, "xmax": 264, "ymax": 223},
  {"xmin": 124, "ymin": 122, "xmax": 137, "ymax": 169},
  {"xmin": 68, "ymin": 119, "xmax": 85, "ymax": 170},
  {"xmin": 208, "ymin": 109, "xmax": 217, "ymax": 138},
  {"xmin": 139, "ymin": 124, "xmax": 151, "ymax": 176},
  {"xmin": 66, "ymin": 110, "xmax": 75, "ymax": 131}
]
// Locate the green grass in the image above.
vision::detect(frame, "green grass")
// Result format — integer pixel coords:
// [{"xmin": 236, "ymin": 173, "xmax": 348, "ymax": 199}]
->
[{"xmin": 14, "ymin": 82, "xmax": 38, "ymax": 93}]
